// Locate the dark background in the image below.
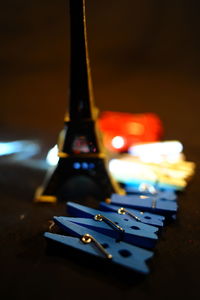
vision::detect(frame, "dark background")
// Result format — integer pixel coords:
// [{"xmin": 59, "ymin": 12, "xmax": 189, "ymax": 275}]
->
[{"xmin": 0, "ymin": 0, "xmax": 200, "ymax": 299}]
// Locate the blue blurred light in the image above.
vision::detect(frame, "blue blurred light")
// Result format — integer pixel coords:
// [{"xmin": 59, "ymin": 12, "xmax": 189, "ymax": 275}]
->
[
  {"xmin": 73, "ymin": 162, "xmax": 81, "ymax": 169},
  {"xmin": 0, "ymin": 140, "xmax": 39, "ymax": 159},
  {"xmin": 89, "ymin": 163, "xmax": 95, "ymax": 169},
  {"xmin": 82, "ymin": 162, "xmax": 88, "ymax": 169},
  {"xmin": 0, "ymin": 141, "xmax": 24, "ymax": 156}
]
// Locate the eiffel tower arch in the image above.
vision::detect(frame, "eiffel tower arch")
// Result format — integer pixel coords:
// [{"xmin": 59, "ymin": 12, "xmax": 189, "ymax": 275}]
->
[{"xmin": 34, "ymin": 0, "xmax": 125, "ymax": 203}]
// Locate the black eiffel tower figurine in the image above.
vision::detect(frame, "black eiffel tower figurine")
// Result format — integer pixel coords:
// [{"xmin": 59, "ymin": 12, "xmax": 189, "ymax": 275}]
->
[{"xmin": 34, "ymin": 0, "xmax": 124, "ymax": 203}]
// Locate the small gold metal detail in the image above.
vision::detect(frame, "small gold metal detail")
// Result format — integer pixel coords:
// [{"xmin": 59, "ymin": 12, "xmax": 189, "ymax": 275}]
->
[
  {"xmin": 94, "ymin": 214, "xmax": 124, "ymax": 232},
  {"xmin": 118, "ymin": 207, "xmax": 141, "ymax": 222},
  {"xmin": 139, "ymin": 193, "xmax": 157, "ymax": 209},
  {"xmin": 81, "ymin": 233, "xmax": 112, "ymax": 259},
  {"xmin": 58, "ymin": 152, "xmax": 106, "ymax": 158},
  {"xmin": 58, "ymin": 152, "xmax": 69, "ymax": 158},
  {"xmin": 48, "ymin": 220, "xmax": 56, "ymax": 232},
  {"xmin": 139, "ymin": 195, "xmax": 149, "ymax": 199},
  {"xmin": 34, "ymin": 195, "xmax": 57, "ymax": 203},
  {"xmin": 105, "ymin": 198, "xmax": 111, "ymax": 204},
  {"xmin": 151, "ymin": 198, "xmax": 157, "ymax": 209}
]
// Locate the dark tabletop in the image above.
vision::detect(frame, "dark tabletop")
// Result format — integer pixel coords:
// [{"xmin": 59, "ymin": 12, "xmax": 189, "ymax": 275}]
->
[{"xmin": 0, "ymin": 1, "xmax": 200, "ymax": 299}]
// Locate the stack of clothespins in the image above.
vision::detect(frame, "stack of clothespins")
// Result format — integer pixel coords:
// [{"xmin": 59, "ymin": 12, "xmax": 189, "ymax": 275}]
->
[{"xmin": 44, "ymin": 139, "xmax": 195, "ymax": 274}]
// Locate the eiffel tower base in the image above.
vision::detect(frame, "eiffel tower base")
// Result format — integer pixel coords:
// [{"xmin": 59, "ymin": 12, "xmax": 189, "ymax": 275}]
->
[{"xmin": 34, "ymin": 155, "xmax": 125, "ymax": 204}]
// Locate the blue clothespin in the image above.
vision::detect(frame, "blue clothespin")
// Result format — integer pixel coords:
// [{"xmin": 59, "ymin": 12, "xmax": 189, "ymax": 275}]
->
[
  {"xmin": 125, "ymin": 184, "xmax": 177, "ymax": 201},
  {"xmin": 44, "ymin": 220, "xmax": 153, "ymax": 274},
  {"xmin": 54, "ymin": 215, "xmax": 158, "ymax": 249},
  {"xmin": 99, "ymin": 202, "xmax": 165, "ymax": 227},
  {"xmin": 67, "ymin": 201, "xmax": 159, "ymax": 235},
  {"xmin": 109, "ymin": 194, "xmax": 178, "ymax": 216}
]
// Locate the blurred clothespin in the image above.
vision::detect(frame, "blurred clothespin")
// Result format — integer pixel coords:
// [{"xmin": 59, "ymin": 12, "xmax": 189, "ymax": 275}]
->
[
  {"xmin": 124, "ymin": 182, "xmax": 177, "ymax": 201},
  {"xmin": 108, "ymin": 194, "xmax": 178, "ymax": 217},
  {"xmin": 109, "ymin": 154, "xmax": 195, "ymax": 190}
]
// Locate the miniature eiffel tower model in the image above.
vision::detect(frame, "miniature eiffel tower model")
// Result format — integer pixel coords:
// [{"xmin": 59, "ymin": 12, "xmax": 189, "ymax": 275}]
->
[{"xmin": 34, "ymin": 0, "xmax": 124, "ymax": 203}]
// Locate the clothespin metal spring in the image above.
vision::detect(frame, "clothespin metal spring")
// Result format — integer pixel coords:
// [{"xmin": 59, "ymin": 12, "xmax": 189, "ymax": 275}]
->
[
  {"xmin": 81, "ymin": 233, "xmax": 112, "ymax": 259},
  {"xmin": 118, "ymin": 207, "xmax": 141, "ymax": 222},
  {"xmin": 94, "ymin": 214, "xmax": 124, "ymax": 232}
]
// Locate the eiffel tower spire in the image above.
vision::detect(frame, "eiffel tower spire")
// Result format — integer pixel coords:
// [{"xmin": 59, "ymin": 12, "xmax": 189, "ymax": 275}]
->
[
  {"xmin": 34, "ymin": 0, "xmax": 124, "ymax": 203},
  {"xmin": 68, "ymin": 0, "xmax": 95, "ymax": 121}
]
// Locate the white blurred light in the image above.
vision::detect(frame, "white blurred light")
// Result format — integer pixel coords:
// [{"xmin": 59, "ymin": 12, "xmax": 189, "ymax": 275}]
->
[
  {"xmin": 139, "ymin": 183, "xmax": 157, "ymax": 194},
  {"xmin": 111, "ymin": 136, "xmax": 125, "ymax": 149},
  {"xmin": 129, "ymin": 141, "xmax": 183, "ymax": 163},
  {"xmin": 0, "ymin": 140, "xmax": 39, "ymax": 159},
  {"xmin": 108, "ymin": 158, "xmax": 155, "ymax": 183},
  {"xmin": 46, "ymin": 145, "xmax": 59, "ymax": 166}
]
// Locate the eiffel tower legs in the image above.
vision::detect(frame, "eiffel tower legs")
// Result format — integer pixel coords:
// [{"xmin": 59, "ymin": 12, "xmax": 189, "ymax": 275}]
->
[{"xmin": 35, "ymin": 153, "xmax": 124, "ymax": 203}]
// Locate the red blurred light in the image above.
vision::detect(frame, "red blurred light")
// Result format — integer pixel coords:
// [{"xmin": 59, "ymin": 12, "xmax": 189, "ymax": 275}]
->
[{"xmin": 98, "ymin": 111, "xmax": 163, "ymax": 152}]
